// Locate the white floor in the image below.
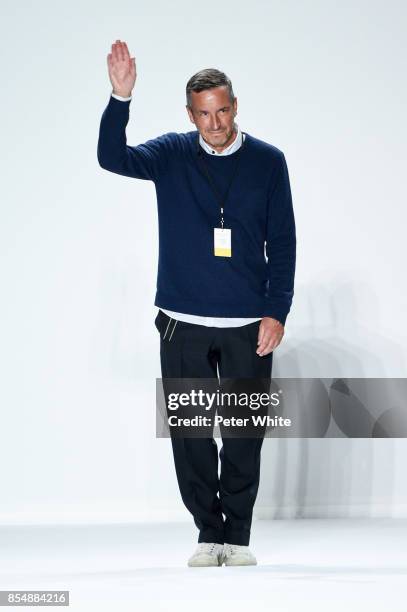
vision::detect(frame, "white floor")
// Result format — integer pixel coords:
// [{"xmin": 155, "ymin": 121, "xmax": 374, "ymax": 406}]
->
[{"xmin": 1, "ymin": 519, "xmax": 406, "ymax": 612}]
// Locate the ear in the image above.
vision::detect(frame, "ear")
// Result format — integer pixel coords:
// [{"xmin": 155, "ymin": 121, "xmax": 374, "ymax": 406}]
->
[
  {"xmin": 233, "ymin": 97, "xmax": 238, "ymax": 116},
  {"xmin": 186, "ymin": 105, "xmax": 195, "ymax": 125}
]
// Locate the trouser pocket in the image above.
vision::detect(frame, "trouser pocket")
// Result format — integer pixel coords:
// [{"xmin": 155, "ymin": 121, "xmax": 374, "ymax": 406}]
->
[{"xmin": 155, "ymin": 309, "xmax": 178, "ymax": 341}]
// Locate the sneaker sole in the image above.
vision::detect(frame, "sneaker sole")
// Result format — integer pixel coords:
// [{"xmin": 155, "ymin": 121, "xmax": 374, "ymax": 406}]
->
[
  {"xmin": 223, "ymin": 558, "xmax": 257, "ymax": 566},
  {"xmin": 188, "ymin": 557, "xmax": 223, "ymax": 567}
]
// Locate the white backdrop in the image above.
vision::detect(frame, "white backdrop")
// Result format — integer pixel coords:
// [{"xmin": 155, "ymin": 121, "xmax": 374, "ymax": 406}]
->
[{"xmin": 1, "ymin": 0, "xmax": 406, "ymax": 525}]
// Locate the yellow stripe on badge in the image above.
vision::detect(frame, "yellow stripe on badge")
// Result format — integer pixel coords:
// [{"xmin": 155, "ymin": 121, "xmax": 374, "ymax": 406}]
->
[
  {"xmin": 214, "ymin": 246, "xmax": 232, "ymax": 257},
  {"xmin": 214, "ymin": 227, "xmax": 232, "ymax": 257}
]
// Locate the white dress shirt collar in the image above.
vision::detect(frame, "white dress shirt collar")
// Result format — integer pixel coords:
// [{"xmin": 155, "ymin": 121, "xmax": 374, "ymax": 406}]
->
[{"xmin": 199, "ymin": 123, "xmax": 244, "ymax": 156}]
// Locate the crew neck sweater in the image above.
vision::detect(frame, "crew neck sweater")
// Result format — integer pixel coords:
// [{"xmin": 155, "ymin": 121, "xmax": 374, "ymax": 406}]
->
[
  {"xmin": 97, "ymin": 95, "xmax": 296, "ymax": 325},
  {"xmin": 161, "ymin": 124, "xmax": 262, "ymax": 327}
]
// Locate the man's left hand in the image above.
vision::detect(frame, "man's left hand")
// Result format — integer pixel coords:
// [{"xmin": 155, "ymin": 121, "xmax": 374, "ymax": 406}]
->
[{"xmin": 256, "ymin": 317, "xmax": 284, "ymax": 356}]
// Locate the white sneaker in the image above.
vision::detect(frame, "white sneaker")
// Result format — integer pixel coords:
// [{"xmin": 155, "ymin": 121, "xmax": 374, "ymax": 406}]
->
[
  {"xmin": 222, "ymin": 543, "xmax": 257, "ymax": 566},
  {"xmin": 187, "ymin": 542, "xmax": 224, "ymax": 567}
]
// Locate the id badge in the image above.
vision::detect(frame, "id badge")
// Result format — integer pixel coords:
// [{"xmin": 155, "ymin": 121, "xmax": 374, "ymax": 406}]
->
[{"xmin": 214, "ymin": 227, "xmax": 231, "ymax": 257}]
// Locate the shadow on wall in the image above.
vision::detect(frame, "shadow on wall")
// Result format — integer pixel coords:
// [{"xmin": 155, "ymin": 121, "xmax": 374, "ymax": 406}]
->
[
  {"xmin": 274, "ymin": 279, "xmax": 406, "ymax": 379},
  {"xmin": 256, "ymin": 278, "xmax": 407, "ymax": 520}
]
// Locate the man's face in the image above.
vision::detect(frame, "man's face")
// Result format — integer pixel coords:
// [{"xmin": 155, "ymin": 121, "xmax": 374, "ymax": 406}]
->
[{"xmin": 186, "ymin": 86, "xmax": 238, "ymax": 153}]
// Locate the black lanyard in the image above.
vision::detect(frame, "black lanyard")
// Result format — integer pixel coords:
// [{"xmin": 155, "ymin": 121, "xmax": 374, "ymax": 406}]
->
[{"xmin": 196, "ymin": 130, "xmax": 246, "ymax": 228}]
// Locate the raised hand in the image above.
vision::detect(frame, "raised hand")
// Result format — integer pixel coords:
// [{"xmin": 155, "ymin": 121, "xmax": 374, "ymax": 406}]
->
[{"xmin": 107, "ymin": 40, "xmax": 136, "ymax": 98}]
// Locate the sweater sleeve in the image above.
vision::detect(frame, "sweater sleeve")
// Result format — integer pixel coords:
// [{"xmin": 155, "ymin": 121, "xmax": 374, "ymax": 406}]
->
[
  {"xmin": 97, "ymin": 95, "xmax": 174, "ymax": 181},
  {"xmin": 263, "ymin": 152, "xmax": 297, "ymax": 326}
]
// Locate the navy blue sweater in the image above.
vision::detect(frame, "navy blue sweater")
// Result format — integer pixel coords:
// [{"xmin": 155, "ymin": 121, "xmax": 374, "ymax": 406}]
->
[{"xmin": 97, "ymin": 95, "xmax": 296, "ymax": 325}]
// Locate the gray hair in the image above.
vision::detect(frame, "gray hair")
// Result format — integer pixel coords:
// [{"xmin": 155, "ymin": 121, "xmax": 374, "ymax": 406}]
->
[{"xmin": 186, "ymin": 68, "xmax": 235, "ymax": 108}]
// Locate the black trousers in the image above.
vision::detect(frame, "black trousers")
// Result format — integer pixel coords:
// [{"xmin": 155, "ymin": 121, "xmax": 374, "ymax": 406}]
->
[{"xmin": 155, "ymin": 309, "xmax": 273, "ymax": 546}]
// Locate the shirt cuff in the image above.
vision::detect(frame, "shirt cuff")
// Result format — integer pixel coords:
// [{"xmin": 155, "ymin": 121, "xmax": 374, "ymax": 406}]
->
[{"xmin": 111, "ymin": 92, "xmax": 132, "ymax": 102}]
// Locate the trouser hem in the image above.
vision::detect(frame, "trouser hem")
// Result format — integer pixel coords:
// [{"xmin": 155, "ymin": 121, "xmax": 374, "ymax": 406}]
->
[
  {"xmin": 198, "ymin": 530, "xmax": 225, "ymax": 545},
  {"xmin": 224, "ymin": 530, "xmax": 250, "ymax": 546}
]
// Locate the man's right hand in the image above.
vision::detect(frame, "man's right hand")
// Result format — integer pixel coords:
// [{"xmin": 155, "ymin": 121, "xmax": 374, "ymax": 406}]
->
[{"xmin": 107, "ymin": 40, "xmax": 136, "ymax": 98}]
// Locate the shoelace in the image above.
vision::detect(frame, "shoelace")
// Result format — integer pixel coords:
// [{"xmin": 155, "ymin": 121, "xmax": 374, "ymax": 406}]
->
[
  {"xmin": 197, "ymin": 543, "xmax": 221, "ymax": 555},
  {"xmin": 224, "ymin": 544, "xmax": 249, "ymax": 556}
]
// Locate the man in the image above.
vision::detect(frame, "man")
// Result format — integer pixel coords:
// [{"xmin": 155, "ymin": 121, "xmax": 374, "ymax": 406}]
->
[{"xmin": 97, "ymin": 40, "xmax": 296, "ymax": 567}]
